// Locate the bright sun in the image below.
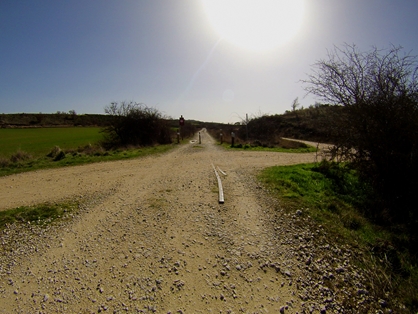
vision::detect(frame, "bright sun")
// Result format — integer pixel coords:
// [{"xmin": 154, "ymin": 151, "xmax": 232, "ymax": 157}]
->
[{"xmin": 201, "ymin": 0, "xmax": 305, "ymax": 52}]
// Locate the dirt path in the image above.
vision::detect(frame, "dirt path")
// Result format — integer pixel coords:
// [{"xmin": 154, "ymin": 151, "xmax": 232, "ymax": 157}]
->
[{"xmin": 0, "ymin": 132, "xmax": 380, "ymax": 313}]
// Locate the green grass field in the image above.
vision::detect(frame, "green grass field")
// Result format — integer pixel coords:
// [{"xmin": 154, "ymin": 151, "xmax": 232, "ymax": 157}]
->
[
  {"xmin": 0, "ymin": 127, "xmax": 177, "ymax": 177},
  {"xmin": 0, "ymin": 127, "xmax": 103, "ymax": 157}
]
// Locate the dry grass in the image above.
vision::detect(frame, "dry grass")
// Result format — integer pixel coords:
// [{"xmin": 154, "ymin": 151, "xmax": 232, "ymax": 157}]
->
[
  {"xmin": 46, "ymin": 145, "xmax": 62, "ymax": 158},
  {"xmin": 0, "ymin": 157, "xmax": 10, "ymax": 167},
  {"xmin": 10, "ymin": 150, "xmax": 32, "ymax": 163},
  {"xmin": 75, "ymin": 144, "xmax": 106, "ymax": 156}
]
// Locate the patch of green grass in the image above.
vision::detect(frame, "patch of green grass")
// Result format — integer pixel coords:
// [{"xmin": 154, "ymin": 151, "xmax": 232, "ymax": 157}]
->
[
  {"xmin": 260, "ymin": 163, "xmax": 326, "ymax": 208},
  {"xmin": 0, "ymin": 201, "xmax": 78, "ymax": 229},
  {"xmin": 259, "ymin": 162, "xmax": 385, "ymax": 243},
  {"xmin": 0, "ymin": 127, "xmax": 103, "ymax": 158},
  {"xmin": 0, "ymin": 144, "xmax": 175, "ymax": 177},
  {"xmin": 258, "ymin": 161, "xmax": 418, "ymax": 313}
]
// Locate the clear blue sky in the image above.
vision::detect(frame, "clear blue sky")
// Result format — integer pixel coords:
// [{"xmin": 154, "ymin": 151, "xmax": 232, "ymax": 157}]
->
[{"xmin": 1, "ymin": 0, "xmax": 418, "ymax": 123}]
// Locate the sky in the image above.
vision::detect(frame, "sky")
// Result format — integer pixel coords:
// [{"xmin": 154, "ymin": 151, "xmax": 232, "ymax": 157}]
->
[{"xmin": 1, "ymin": 0, "xmax": 418, "ymax": 123}]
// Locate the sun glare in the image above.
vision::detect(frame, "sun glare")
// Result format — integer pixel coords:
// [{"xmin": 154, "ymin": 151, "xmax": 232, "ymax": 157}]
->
[{"xmin": 202, "ymin": 0, "xmax": 305, "ymax": 52}]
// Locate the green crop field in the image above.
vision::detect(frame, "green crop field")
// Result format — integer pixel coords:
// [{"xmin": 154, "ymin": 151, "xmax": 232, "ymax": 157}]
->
[{"xmin": 0, "ymin": 127, "xmax": 103, "ymax": 157}]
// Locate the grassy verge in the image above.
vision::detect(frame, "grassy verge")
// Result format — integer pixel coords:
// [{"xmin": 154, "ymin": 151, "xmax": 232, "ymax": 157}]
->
[
  {"xmin": 219, "ymin": 142, "xmax": 317, "ymax": 153},
  {"xmin": 0, "ymin": 144, "xmax": 175, "ymax": 177},
  {"xmin": 258, "ymin": 161, "xmax": 418, "ymax": 313},
  {"xmin": 0, "ymin": 201, "xmax": 79, "ymax": 229}
]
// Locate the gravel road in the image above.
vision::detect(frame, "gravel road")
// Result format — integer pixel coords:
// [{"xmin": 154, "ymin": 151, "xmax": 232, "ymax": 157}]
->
[{"xmin": 0, "ymin": 130, "xmax": 385, "ymax": 313}]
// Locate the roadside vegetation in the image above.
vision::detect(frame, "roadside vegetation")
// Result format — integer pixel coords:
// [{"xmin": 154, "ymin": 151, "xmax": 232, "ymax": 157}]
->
[
  {"xmin": 224, "ymin": 143, "xmax": 316, "ymax": 153},
  {"xmin": 0, "ymin": 102, "xmax": 196, "ymax": 177},
  {"xmin": 0, "ymin": 144, "xmax": 174, "ymax": 177},
  {"xmin": 259, "ymin": 161, "xmax": 418, "ymax": 312},
  {"xmin": 102, "ymin": 101, "xmax": 172, "ymax": 148},
  {"xmin": 222, "ymin": 137, "xmax": 316, "ymax": 153},
  {"xmin": 251, "ymin": 44, "xmax": 418, "ymax": 313},
  {"xmin": 206, "ymin": 127, "xmax": 317, "ymax": 153}
]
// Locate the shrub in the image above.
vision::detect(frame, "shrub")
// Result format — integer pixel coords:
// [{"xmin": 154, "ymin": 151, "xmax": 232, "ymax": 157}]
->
[
  {"xmin": 47, "ymin": 146, "xmax": 61, "ymax": 158},
  {"xmin": 102, "ymin": 102, "xmax": 172, "ymax": 148},
  {"xmin": 76, "ymin": 143, "xmax": 105, "ymax": 156},
  {"xmin": 251, "ymin": 140, "xmax": 262, "ymax": 147},
  {"xmin": 0, "ymin": 157, "xmax": 10, "ymax": 168},
  {"xmin": 53, "ymin": 150, "xmax": 66, "ymax": 161},
  {"xmin": 303, "ymin": 44, "xmax": 418, "ymax": 234},
  {"xmin": 10, "ymin": 150, "xmax": 32, "ymax": 163},
  {"xmin": 341, "ymin": 211, "xmax": 363, "ymax": 230}
]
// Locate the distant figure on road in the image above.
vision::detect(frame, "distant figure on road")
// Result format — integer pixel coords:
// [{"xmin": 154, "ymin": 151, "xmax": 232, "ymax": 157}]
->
[{"xmin": 179, "ymin": 115, "xmax": 185, "ymax": 140}]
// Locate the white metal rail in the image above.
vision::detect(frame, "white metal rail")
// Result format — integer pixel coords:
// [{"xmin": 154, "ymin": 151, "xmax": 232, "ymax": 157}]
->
[{"xmin": 212, "ymin": 164, "xmax": 224, "ymax": 204}]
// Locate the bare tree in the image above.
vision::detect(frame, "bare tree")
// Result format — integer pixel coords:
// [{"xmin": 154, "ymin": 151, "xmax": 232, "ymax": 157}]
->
[
  {"xmin": 303, "ymin": 44, "xmax": 418, "ymax": 225},
  {"xmin": 291, "ymin": 97, "xmax": 300, "ymax": 111}
]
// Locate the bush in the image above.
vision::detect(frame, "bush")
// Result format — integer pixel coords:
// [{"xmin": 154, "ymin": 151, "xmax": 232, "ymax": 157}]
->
[
  {"xmin": 0, "ymin": 157, "xmax": 10, "ymax": 168},
  {"xmin": 76, "ymin": 143, "xmax": 105, "ymax": 156},
  {"xmin": 303, "ymin": 44, "xmax": 418, "ymax": 235},
  {"xmin": 53, "ymin": 150, "xmax": 66, "ymax": 161},
  {"xmin": 238, "ymin": 115, "xmax": 280, "ymax": 143},
  {"xmin": 10, "ymin": 150, "xmax": 32, "ymax": 163},
  {"xmin": 47, "ymin": 146, "xmax": 61, "ymax": 158},
  {"xmin": 102, "ymin": 102, "xmax": 172, "ymax": 148}
]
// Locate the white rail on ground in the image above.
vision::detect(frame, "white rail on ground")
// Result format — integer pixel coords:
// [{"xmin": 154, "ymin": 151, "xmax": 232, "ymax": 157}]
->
[{"xmin": 212, "ymin": 164, "xmax": 224, "ymax": 204}]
